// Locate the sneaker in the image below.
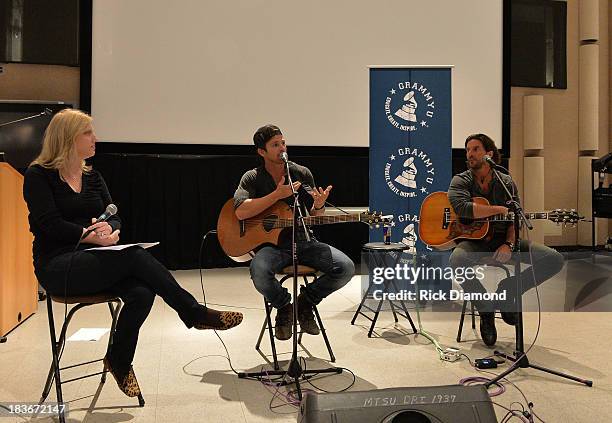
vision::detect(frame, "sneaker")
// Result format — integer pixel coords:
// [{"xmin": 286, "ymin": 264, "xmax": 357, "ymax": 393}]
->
[
  {"xmin": 297, "ymin": 293, "xmax": 320, "ymax": 336},
  {"xmin": 193, "ymin": 307, "xmax": 243, "ymax": 330},
  {"xmin": 275, "ymin": 303, "xmax": 293, "ymax": 341}
]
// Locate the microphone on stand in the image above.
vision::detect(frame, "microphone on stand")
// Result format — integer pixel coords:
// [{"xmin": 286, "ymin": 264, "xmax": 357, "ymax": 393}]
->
[
  {"xmin": 81, "ymin": 204, "xmax": 118, "ymax": 239},
  {"xmin": 483, "ymin": 156, "xmax": 499, "ymax": 168},
  {"xmin": 280, "ymin": 152, "xmax": 289, "ymax": 163}
]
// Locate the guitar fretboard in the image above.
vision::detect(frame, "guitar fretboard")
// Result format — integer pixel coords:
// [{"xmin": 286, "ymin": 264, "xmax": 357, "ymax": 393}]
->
[
  {"xmin": 486, "ymin": 212, "xmax": 549, "ymax": 222},
  {"xmin": 270, "ymin": 214, "xmax": 362, "ymax": 228}
]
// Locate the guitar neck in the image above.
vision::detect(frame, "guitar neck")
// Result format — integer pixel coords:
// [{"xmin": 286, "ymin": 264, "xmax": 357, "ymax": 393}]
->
[
  {"xmin": 484, "ymin": 212, "xmax": 549, "ymax": 222},
  {"xmin": 274, "ymin": 213, "xmax": 362, "ymax": 228}
]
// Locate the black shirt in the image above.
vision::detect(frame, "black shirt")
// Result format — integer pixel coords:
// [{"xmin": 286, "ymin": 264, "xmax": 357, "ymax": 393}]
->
[
  {"xmin": 23, "ymin": 164, "xmax": 121, "ymax": 266},
  {"xmin": 447, "ymin": 169, "xmax": 519, "ymax": 236},
  {"xmin": 233, "ymin": 161, "xmax": 317, "ymax": 243}
]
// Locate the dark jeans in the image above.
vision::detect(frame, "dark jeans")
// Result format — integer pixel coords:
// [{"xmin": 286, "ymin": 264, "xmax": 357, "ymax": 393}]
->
[
  {"xmin": 449, "ymin": 238, "xmax": 564, "ymax": 312},
  {"xmin": 36, "ymin": 246, "xmax": 204, "ymax": 374},
  {"xmin": 249, "ymin": 241, "xmax": 355, "ymax": 308}
]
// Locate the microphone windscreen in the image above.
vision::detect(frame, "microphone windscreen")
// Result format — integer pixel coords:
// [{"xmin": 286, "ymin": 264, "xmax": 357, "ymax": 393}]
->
[{"xmin": 106, "ymin": 204, "xmax": 118, "ymax": 217}]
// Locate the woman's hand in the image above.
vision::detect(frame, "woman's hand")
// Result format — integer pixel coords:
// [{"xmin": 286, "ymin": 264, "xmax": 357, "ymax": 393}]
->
[
  {"xmin": 99, "ymin": 229, "xmax": 120, "ymax": 246},
  {"xmin": 88, "ymin": 218, "xmax": 113, "ymax": 239},
  {"xmin": 82, "ymin": 218, "xmax": 119, "ymax": 246}
]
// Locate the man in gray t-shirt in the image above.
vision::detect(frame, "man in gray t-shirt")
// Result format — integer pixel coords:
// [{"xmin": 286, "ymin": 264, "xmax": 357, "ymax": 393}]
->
[
  {"xmin": 448, "ymin": 134, "xmax": 563, "ymax": 347},
  {"xmin": 233, "ymin": 125, "xmax": 355, "ymax": 341}
]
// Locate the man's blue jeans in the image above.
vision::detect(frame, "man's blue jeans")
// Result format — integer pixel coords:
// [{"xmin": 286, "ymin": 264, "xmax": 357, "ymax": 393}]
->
[
  {"xmin": 449, "ymin": 237, "xmax": 564, "ymax": 312},
  {"xmin": 249, "ymin": 241, "xmax": 355, "ymax": 309}
]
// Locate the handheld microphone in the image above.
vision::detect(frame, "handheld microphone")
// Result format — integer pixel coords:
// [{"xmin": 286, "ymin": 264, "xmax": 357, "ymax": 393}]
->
[
  {"xmin": 280, "ymin": 152, "xmax": 289, "ymax": 163},
  {"xmin": 81, "ymin": 204, "xmax": 118, "ymax": 239}
]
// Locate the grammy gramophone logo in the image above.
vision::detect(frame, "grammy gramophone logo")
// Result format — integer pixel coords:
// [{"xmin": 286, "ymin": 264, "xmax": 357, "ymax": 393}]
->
[
  {"xmin": 384, "ymin": 81, "xmax": 436, "ymax": 132},
  {"xmin": 384, "ymin": 147, "xmax": 436, "ymax": 198}
]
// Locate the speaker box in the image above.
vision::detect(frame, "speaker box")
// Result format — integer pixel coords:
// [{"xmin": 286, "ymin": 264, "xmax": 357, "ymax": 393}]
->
[{"xmin": 299, "ymin": 385, "xmax": 497, "ymax": 423}]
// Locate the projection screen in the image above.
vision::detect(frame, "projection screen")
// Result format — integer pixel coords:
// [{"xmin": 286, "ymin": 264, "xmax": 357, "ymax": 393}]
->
[{"xmin": 92, "ymin": 0, "xmax": 503, "ymax": 148}]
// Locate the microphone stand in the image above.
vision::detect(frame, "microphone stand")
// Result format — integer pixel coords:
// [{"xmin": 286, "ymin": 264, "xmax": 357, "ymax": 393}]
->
[
  {"xmin": 484, "ymin": 162, "xmax": 592, "ymax": 388},
  {"xmin": 0, "ymin": 108, "xmax": 52, "ymax": 128},
  {"xmin": 238, "ymin": 158, "xmax": 342, "ymax": 400}
]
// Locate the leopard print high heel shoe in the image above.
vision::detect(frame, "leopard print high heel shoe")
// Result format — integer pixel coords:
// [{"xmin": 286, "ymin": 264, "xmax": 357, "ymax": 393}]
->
[
  {"xmin": 193, "ymin": 308, "xmax": 243, "ymax": 330},
  {"xmin": 103, "ymin": 356, "xmax": 142, "ymax": 397}
]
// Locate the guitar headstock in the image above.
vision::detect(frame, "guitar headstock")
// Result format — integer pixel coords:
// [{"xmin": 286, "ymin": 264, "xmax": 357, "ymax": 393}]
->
[
  {"xmin": 548, "ymin": 209, "xmax": 583, "ymax": 227},
  {"xmin": 360, "ymin": 211, "xmax": 392, "ymax": 228}
]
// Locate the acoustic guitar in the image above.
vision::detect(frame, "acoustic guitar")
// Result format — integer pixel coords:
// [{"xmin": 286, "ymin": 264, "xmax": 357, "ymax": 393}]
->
[
  {"xmin": 217, "ymin": 199, "xmax": 388, "ymax": 261},
  {"xmin": 418, "ymin": 191, "xmax": 581, "ymax": 250}
]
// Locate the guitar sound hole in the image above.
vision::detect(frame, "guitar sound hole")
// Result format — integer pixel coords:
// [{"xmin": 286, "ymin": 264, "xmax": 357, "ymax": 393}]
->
[{"xmin": 263, "ymin": 215, "xmax": 278, "ymax": 232}]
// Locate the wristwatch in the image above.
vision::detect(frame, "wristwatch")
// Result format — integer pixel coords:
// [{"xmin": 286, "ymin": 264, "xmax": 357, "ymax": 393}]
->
[{"xmin": 503, "ymin": 241, "xmax": 514, "ymax": 250}]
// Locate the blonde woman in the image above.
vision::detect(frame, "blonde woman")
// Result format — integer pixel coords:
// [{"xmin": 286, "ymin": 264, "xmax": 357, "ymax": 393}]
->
[{"xmin": 23, "ymin": 109, "xmax": 243, "ymax": 397}]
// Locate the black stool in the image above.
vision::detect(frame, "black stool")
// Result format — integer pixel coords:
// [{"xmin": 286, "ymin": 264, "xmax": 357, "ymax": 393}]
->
[
  {"xmin": 255, "ymin": 265, "xmax": 335, "ymax": 370},
  {"xmin": 42, "ymin": 293, "xmax": 145, "ymax": 423},
  {"xmin": 351, "ymin": 242, "xmax": 418, "ymax": 337},
  {"xmin": 456, "ymin": 262, "xmax": 512, "ymax": 342}
]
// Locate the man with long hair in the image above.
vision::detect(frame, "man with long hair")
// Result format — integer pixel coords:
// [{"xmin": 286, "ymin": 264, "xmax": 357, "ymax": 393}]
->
[{"xmin": 447, "ymin": 133, "xmax": 563, "ymax": 346}]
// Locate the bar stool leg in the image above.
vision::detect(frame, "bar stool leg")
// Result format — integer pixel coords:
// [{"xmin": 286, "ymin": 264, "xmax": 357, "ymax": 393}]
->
[
  {"xmin": 388, "ymin": 298, "xmax": 399, "ymax": 323},
  {"xmin": 351, "ymin": 281, "xmax": 375, "ymax": 325},
  {"xmin": 102, "ymin": 300, "xmax": 121, "ymax": 384},
  {"xmin": 457, "ymin": 300, "xmax": 468, "ymax": 342},
  {"xmin": 312, "ymin": 305, "xmax": 335, "ymax": 362},
  {"xmin": 389, "ymin": 279, "xmax": 417, "ymax": 333},
  {"xmin": 368, "ymin": 293, "xmax": 386, "ymax": 338},
  {"xmin": 265, "ymin": 302, "xmax": 280, "ymax": 371},
  {"xmin": 43, "ymin": 297, "xmax": 66, "ymax": 423}
]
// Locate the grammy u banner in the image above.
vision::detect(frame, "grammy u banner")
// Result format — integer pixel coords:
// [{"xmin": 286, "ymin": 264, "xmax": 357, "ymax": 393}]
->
[{"xmin": 368, "ymin": 67, "xmax": 452, "ymax": 294}]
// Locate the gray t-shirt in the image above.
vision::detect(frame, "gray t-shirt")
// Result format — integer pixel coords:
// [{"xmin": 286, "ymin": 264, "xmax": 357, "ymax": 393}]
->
[
  {"xmin": 233, "ymin": 161, "xmax": 317, "ymax": 244},
  {"xmin": 447, "ymin": 169, "xmax": 519, "ymax": 236}
]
